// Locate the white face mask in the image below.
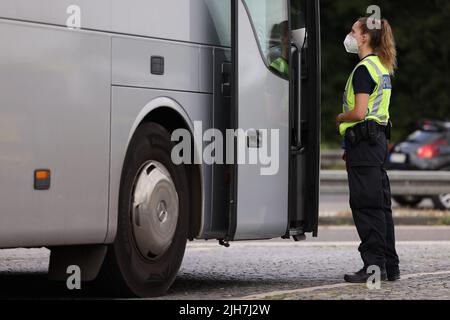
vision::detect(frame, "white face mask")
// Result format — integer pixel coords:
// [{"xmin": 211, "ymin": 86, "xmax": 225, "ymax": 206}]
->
[{"xmin": 343, "ymin": 34, "xmax": 359, "ymax": 54}]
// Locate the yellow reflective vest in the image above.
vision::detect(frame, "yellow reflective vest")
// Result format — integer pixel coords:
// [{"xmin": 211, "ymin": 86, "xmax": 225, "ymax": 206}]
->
[
  {"xmin": 270, "ymin": 57, "xmax": 289, "ymax": 77},
  {"xmin": 339, "ymin": 55, "xmax": 392, "ymax": 136}
]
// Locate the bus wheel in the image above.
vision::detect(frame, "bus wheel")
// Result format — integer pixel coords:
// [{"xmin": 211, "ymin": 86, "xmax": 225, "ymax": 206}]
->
[{"xmin": 98, "ymin": 122, "xmax": 189, "ymax": 297}]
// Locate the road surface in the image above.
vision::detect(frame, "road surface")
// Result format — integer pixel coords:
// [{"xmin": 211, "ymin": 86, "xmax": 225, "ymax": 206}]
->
[{"xmin": 0, "ymin": 226, "xmax": 449, "ymax": 300}]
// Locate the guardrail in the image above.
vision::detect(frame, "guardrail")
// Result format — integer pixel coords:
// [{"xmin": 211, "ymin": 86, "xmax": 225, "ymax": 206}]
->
[
  {"xmin": 321, "ymin": 170, "xmax": 450, "ymax": 195},
  {"xmin": 321, "ymin": 150, "xmax": 343, "ymax": 168}
]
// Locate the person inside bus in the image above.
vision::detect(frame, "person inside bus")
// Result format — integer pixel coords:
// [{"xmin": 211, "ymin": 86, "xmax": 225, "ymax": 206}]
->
[
  {"xmin": 269, "ymin": 20, "xmax": 289, "ymax": 77},
  {"xmin": 336, "ymin": 17, "xmax": 400, "ymax": 283}
]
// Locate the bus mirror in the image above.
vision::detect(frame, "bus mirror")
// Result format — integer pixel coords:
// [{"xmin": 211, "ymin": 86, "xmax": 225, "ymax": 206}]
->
[{"xmin": 292, "ymin": 28, "xmax": 306, "ymax": 49}]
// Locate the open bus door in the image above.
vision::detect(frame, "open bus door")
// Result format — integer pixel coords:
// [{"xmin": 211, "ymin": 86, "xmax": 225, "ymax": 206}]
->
[
  {"xmin": 289, "ymin": 0, "xmax": 321, "ymax": 238},
  {"xmin": 228, "ymin": 0, "xmax": 320, "ymax": 241}
]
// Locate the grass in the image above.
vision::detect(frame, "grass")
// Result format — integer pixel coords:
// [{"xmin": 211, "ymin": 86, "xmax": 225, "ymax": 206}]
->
[
  {"xmin": 320, "ymin": 142, "xmax": 341, "ymax": 151},
  {"xmin": 437, "ymin": 216, "xmax": 450, "ymax": 226}
]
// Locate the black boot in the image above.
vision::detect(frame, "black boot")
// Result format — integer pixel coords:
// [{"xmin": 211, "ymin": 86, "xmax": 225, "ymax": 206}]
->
[
  {"xmin": 344, "ymin": 267, "xmax": 387, "ymax": 283},
  {"xmin": 387, "ymin": 265, "xmax": 401, "ymax": 281}
]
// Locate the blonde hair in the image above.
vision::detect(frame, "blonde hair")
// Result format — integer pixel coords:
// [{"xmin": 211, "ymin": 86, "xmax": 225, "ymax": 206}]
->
[{"xmin": 358, "ymin": 17, "xmax": 397, "ymax": 75}]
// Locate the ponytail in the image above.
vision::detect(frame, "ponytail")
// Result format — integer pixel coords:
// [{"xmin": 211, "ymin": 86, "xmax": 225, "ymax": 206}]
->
[{"xmin": 358, "ymin": 17, "xmax": 397, "ymax": 75}]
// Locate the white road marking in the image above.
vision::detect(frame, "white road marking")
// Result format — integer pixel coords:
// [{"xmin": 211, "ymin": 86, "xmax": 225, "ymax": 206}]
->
[
  {"xmin": 318, "ymin": 226, "xmax": 450, "ymax": 230},
  {"xmin": 400, "ymin": 270, "xmax": 450, "ymax": 280},
  {"xmin": 238, "ymin": 270, "xmax": 450, "ymax": 300},
  {"xmin": 186, "ymin": 241, "xmax": 450, "ymax": 250}
]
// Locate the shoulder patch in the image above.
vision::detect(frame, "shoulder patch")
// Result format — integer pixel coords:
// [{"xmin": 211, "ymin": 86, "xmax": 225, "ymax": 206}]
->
[{"xmin": 382, "ymin": 74, "xmax": 392, "ymax": 89}]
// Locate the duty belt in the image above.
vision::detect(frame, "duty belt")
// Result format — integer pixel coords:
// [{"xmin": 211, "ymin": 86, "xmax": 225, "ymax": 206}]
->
[{"xmin": 345, "ymin": 120, "xmax": 391, "ymax": 145}]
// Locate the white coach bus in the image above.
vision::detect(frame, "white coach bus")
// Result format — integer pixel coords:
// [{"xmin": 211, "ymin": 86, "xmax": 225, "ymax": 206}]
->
[{"xmin": 0, "ymin": 0, "xmax": 321, "ymax": 297}]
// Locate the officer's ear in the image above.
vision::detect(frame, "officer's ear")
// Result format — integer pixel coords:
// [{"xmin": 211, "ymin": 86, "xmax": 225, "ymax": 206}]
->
[{"xmin": 361, "ymin": 33, "xmax": 369, "ymax": 45}]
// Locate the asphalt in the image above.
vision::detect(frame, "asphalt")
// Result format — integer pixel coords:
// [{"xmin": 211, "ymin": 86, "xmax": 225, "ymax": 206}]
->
[{"xmin": 0, "ymin": 226, "xmax": 449, "ymax": 300}]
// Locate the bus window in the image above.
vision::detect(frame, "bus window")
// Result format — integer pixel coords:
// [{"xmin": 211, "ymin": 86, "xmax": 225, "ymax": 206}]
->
[
  {"xmin": 242, "ymin": 0, "xmax": 289, "ymax": 77},
  {"xmin": 204, "ymin": 0, "xmax": 231, "ymax": 47},
  {"xmin": 291, "ymin": 0, "xmax": 307, "ymax": 49}
]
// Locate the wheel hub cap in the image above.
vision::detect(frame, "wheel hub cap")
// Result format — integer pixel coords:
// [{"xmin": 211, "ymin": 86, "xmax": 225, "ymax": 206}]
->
[
  {"xmin": 131, "ymin": 161, "xmax": 179, "ymax": 259},
  {"xmin": 439, "ymin": 193, "xmax": 450, "ymax": 209}
]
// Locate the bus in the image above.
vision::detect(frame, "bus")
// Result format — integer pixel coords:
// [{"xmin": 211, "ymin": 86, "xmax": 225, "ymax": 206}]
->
[{"xmin": 0, "ymin": 0, "xmax": 321, "ymax": 297}]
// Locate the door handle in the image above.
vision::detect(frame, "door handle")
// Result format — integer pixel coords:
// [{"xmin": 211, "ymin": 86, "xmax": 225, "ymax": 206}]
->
[
  {"xmin": 221, "ymin": 62, "xmax": 231, "ymax": 97},
  {"xmin": 291, "ymin": 44, "xmax": 305, "ymax": 155},
  {"xmin": 247, "ymin": 129, "xmax": 262, "ymax": 148}
]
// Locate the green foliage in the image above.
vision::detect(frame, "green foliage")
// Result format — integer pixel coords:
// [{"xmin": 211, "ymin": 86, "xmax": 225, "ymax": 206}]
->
[{"xmin": 320, "ymin": 0, "xmax": 450, "ymax": 145}]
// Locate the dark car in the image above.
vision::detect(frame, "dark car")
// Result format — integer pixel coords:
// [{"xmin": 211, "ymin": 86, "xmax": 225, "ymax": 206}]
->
[{"xmin": 386, "ymin": 120, "xmax": 450, "ymax": 210}]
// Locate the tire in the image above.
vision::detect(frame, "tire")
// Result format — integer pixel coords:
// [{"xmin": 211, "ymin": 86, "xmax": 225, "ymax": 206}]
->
[
  {"xmin": 393, "ymin": 195, "xmax": 423, "ymax": 208},
  {"xmin": 432, "ymin": 194, "xmax": 450, "ymax": 211},
  {"xmin": 431, "ymin": 166, "xmax": 450, "ymax": 211},
  {"xmin": 96, "ymin": 122, "xmax": 189, "ymax": 297}
]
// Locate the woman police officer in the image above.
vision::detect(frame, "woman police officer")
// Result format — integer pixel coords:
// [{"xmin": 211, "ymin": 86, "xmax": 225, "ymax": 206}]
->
[{"xmin": 336, "ymin": 17, "xmax": 401, "ymax": 283}]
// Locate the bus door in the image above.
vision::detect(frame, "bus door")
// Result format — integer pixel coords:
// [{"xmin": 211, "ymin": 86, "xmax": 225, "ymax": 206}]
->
[
  {"xmin": 228, "ymin": 0, "xmax": 320, "ymax": 240},
  {"xmin": 288, "ymin": 0, "xmax": 321, "ymax": 238}
]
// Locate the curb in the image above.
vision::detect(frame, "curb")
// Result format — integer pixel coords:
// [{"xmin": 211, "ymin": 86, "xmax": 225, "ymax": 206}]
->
[{"xmin": 319, "ymin": 216, "xmax": 450, "ymax": 226}]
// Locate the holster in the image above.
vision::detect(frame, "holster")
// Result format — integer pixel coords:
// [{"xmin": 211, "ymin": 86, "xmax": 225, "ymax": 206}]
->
[
  {"xmin": 367, "ymin": 120, "xmax": 381, "ymax": 145},
  {"xmin": 386, "ymin": 121, "xmax": 392, "ymax": 140},
  {"xmin": 345, "ymin": 127, "xmax": 357, "ymax": 145}
]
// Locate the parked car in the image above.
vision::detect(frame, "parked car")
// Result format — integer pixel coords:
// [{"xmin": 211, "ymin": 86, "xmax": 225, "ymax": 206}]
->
[{"xmin": 386, "ymin": 120, "xmax": 450, "ymax": 210}]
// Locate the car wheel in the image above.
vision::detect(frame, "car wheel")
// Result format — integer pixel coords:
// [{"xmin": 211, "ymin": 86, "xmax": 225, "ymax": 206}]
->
[
  {"xmin": 393, "ymin": 195, "xmax": 423, "ymax": 208},
  {"xmin": 432, "ymin": 194, "xmax": 450, "ymax": 211},
  {"xmin": 96, "ymin": 122, "xmax": 189, "ymax": 297},
  {"xmin": 431, "ymin": 166, "xmax": 450, "ymax": 211}
]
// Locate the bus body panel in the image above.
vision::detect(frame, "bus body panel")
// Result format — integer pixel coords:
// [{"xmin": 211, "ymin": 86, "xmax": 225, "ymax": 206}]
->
[
  {"xmin": 107, "ymin": 35, "xmax": 219, "ymax": 242},
  {"xmin": 0, "ymin": 20, "xmax": 111, "ymax": 248},
  {"xmin": 0, "ymin": 0, "xmax": 231, "ymax": 47},
  {"xmin": 0, "ymin": 17, "xmax": 226, "ymax": 247},
  {"xmin": 108, "ymin": 87, "xmax": 214, "ymax": 242},
  {"xmin": 232, "ymin": 0, "xmax": 290, "ymax": 240},
  {"xmin": 111, "ymin": 37, "xmax": 213, "ymax": 94},
  {"xmin": 0, "ymin": 0, "xmax": 319, "ymax": 249}
]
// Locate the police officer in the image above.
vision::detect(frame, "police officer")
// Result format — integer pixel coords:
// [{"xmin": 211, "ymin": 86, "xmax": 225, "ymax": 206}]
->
[
  {"xmin": 336, "ymin": 17, "xmax": 400, "ymax": 283},
  {"xmin": 269, "ymin": 20, "xmax": 289, "ymax": 77}
]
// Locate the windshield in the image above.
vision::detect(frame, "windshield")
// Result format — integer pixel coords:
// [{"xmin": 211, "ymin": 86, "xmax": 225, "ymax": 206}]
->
[
  {"xmin": 243, "ymin": 0, "xmax": 289, "ymax": 77},
  {"xmin": 406, "ymin": 130, "xmax": 444, "ymax": 143}
]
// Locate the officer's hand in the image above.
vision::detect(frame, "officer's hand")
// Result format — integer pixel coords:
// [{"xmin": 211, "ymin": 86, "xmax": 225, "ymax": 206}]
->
[{"xmin": 336, "ymin": 114, "xmax": 343, "ymax": 132}]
